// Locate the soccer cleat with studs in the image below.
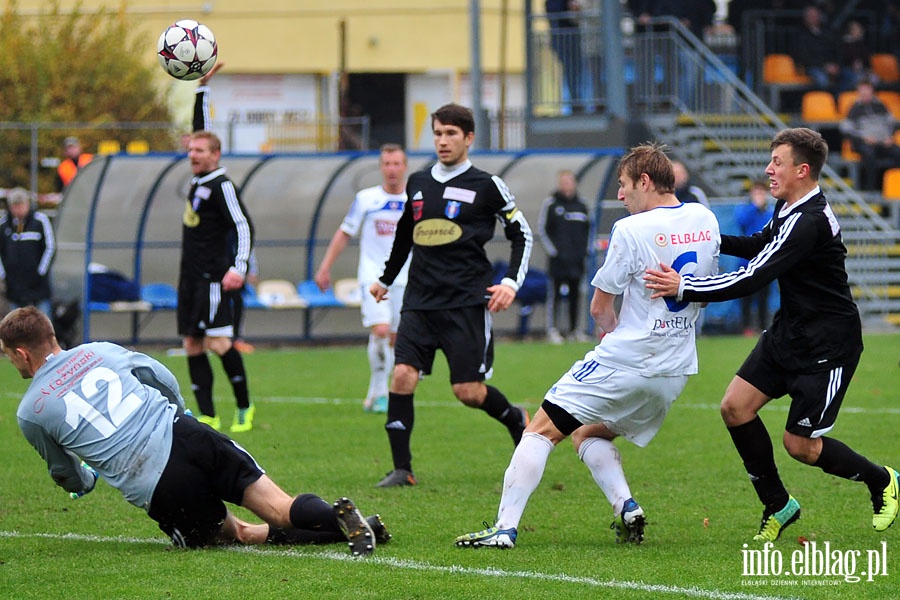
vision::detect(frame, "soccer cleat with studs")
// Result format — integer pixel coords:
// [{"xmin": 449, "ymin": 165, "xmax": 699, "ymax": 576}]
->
[
  {"xmin": 872, "ymin": 466, "xmax": 900, "ymax": 532},
  {"xmin": 196, "ymin": 414, "xmax": 221, "ymax": 431},
  {"xmin": 366, "ymin": 514, "xmax": 392, "ymax": 544},
  {"xmin": 611, "ymin": 497, "xmax": 646, "ymax": 544},
  {"xmin": 333, "ymin": 497, "xmax": 375, "ymax": 556},
  {"xmin": 230, "ymin": 403, "xmax": 255, "ymax": 433},
  {"xmin": 753, "ymin": 495, "xmax": 801, "ymax": 542},
  {"xmin": 455, "ymin": 522, "xmax": 517, "ymax": 549}
]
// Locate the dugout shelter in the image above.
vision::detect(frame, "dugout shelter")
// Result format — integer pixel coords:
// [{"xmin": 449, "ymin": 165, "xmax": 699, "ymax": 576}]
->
[{"xmin": 53, "ymin": 149, "xmax": 624, "ymax": 345}]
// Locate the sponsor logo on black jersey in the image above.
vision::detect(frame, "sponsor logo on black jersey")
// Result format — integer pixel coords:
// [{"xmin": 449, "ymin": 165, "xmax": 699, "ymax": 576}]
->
[
  {"xmin": 413, "ymin": 219, "xmax": 462, "ymax": 246},
  {"xmin": 183, "ymin": 202, "xmax": 200, "ymax": 227}
]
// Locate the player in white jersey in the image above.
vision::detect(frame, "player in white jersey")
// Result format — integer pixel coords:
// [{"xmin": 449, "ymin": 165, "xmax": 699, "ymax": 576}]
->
[
  {"xmin": 315, "ymin": 144, "xmax": 409, "ymax": 413},
  {"xmin": 456, "ymin": 143, "xmax": 720, "ymax": 549},
  {"xmin": 1, "ymin": 307, "xmax": 388, "ymax": 553}
]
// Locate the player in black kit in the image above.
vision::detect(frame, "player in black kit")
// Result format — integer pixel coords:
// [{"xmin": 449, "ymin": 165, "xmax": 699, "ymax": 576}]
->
[
  {"xmin": 179, "ymin": 129, "xmax": 256, "ymax": 434},
  {"xmin": 370, "ymin": 103, "xmax": 533, "ymax": 487},
  {"xmin": 645, "ymin": 128, "xmax": 899, "ymax": 540}
]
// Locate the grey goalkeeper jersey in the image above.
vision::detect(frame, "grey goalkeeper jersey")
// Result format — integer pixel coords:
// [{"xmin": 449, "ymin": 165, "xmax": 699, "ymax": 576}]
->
[{"xmin": 17, "ymin": 342, "xmax": 185, "ymax": 510}]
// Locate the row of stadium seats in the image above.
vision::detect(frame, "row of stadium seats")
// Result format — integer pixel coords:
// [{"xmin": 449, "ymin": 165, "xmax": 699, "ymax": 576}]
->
[{"xmin": 88, "ymin": 278, "xmax": 361, "ymax": 313}]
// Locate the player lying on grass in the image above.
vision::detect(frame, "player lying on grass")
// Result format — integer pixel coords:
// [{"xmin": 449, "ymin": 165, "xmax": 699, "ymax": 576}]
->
[{"xmin": 0, "ymin": 306, "xmax": 389, "ymax": 554}]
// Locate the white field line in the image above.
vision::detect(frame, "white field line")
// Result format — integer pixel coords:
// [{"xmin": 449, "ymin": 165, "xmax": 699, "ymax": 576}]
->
[
  {"xmin": 3, "ymin": 392, "xmax": 898, "ymax": 416},
  {"xmin": 259, "ymin": 395, "xmax": 900, "ymax": 416},
  {"xmin": 0, "ymin": 530, "xmax": 799, "ymax": 600}
]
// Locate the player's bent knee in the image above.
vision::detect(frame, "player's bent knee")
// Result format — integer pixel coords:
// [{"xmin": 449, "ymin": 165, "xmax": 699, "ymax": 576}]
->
[
  {"xmin": 720, "ymin": 397, "xmax": 750, "ymax": 426},
  {"xmin": 782, "ymin": 431, "xmax": 818, "ymax": 465},
  {"xmin": 452, "ymin": 382, "xmax": 485, "ymax": 407}
]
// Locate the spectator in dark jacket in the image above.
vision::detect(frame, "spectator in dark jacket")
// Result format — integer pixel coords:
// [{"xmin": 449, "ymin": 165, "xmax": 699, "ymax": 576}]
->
[
  {"xmin": 0, "ymin": 188, "xmax": 55, "ymax": 316},
  {"xmin": 537, "ymin": 170, "xmax": 591, "ymax": 343}
]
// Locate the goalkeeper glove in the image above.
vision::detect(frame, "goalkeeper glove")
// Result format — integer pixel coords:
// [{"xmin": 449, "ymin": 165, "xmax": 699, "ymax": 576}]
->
[{"xmin": 69, "ymin": 462, "xmax": 99, "ymax": 500}]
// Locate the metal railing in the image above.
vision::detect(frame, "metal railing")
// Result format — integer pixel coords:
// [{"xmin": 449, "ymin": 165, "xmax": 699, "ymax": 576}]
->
[
  {"xmin": 526, "ymin": 11, "xmax": 900, "ymax": 321},
  {"xmin": 0, "ymin": 116, "xmax": 371, "ymax": 198}
]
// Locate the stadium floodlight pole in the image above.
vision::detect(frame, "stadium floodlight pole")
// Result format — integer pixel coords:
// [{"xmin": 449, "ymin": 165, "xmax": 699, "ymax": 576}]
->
[{"xmin": 469, "ymin": 0, "xmax": 489, "ymax": 150}]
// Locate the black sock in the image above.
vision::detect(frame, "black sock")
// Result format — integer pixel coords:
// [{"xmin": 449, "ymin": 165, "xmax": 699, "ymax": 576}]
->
[
  {"xmin": 266, "ymin": 526, "xmax": 344, "ymax": 545},
  {"xmin": 481, "ymin": 385, "xmax": 515, "ymax": 424},
  {"xmin": 187, "ymin": 353, "xmax": 215, "ymax": 416},
  {"xmin": 220, "ymin": 346, "xmax": 250, "ymax": 409},
  {"xmin": 482, "ymin": 386, "xmax": 526, "ymax": 445},
  {"xmin": 288, "ymin": 493, "xmax": 340, "ymax": 532},
  {"xmin": 385, "ymin": 392, "xmax": 414, "ymax": 472},
  {"xmin": 728, "ymin": 416, "xmax": 789, "ymax": 512},
  {"xmin": 814, "ymin": 437, "xmax": 889, "ymax": 496}
]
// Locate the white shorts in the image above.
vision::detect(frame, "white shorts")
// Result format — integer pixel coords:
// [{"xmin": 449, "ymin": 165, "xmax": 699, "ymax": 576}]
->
[
  {"xmin": 545, "ymin": 359, "xmax": 688, "ymax": 448},
  {"xmin": 360, "ymin": 282, "xmax": 404, "ymax": 332}
]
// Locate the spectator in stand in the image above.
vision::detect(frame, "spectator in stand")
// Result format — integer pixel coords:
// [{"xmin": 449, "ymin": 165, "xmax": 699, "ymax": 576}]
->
[
  {"xmin": 733, "ymin": 181, "xmax": 774, "ymax": 337},
  {"xmin": 56, "ymin": 137, "xmax": 93, "ymax": 192},
  {"xmin": 840, "ymin": 78, "xmax": 900, "ymax": 190},
  {"xmin": 546, "ymin": 1, "xmax": 586, "ymax": 113},
  {"xmin": 840, "ymin": 20, "xmax": 873, "ymax": 89},
  {"xmin": 791, "ymin": 4, "xmax": 853, "ymax": 97},
  {"xmin": 673, "ymin": 160, "xmax": 710, "ymax": 207},
  {"xmin": 628, "ymin": 1, "xmax": 714, "ymax": 109}
]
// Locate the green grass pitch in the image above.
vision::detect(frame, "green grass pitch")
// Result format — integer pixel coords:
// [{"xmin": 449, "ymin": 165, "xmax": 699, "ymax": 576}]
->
[{"xmin": 1, "ymin": 334, "xmax": 898, "ymax": 599}]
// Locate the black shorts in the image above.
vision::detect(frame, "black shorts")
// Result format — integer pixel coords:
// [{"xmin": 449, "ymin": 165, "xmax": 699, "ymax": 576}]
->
[
  {"xmin": 148, "ymin": 415, "xmax": 265, "ymax": 548},
  {"xmin": 737, "ymin": 335, "xmax": 861, "ymax": 439},
  {"xmin": 394, "ymin": 305, "xmax": 494, "ymax": 384},
  {"xmin": 177, "ymin": 276, "xmax": 236, "ymax": 338}
]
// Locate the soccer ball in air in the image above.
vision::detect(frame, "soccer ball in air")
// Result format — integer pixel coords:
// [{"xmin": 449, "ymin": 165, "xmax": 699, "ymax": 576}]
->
[{"xmin": 157, "ymin": 20, "xmax": 217, "ymax": 81}]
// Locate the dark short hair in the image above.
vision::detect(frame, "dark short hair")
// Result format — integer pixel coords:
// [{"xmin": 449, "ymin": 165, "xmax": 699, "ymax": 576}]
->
[
  {"xmin": 431, "ymin": 103, "xmax": 475, "ymax": 135},
  {"xmin": 770, "ymin": 127, "xmax": 828, "ymax": 180},
  {"xmin": 617, "ymin": 141, "xmax": 675, "ymax": 194},
  {"xmin": 0, "ymin": 307, "xmax": 55, "ymax": 354}
]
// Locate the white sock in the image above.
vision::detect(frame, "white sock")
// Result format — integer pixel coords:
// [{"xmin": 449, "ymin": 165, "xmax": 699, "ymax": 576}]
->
[
  {"xmin": 367, "ymin": 333, "xmax": 390, "ymax": 399},
  {"xmin": 382, "ymin": 342, "xmax": 395, "ymax": 396},
  {"xmin": 495, "ymin": 432, "xmax": 555, "ymax": 530},
  {"xmin": 578, "ymin": 437, "xmax": 633, "ymax": 515}
]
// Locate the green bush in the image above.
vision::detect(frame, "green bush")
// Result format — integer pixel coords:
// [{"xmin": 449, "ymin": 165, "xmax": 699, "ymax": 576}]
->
[{"xmin": 0, "ymin": 1, "xmax": 172, "ymax": 191}]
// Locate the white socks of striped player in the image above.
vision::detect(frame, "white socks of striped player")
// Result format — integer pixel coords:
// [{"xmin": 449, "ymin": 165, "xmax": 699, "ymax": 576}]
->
[
  {"xmin": 495, "ymin": 431, "xmax": 555, "ymax": 531},
  {"xmin": 577, "ymin": 436, "xmax": 632, "ymax": 516},
  {"xmin": 367, "ymin": 333, "xmax": 391, "ymax": 400}
]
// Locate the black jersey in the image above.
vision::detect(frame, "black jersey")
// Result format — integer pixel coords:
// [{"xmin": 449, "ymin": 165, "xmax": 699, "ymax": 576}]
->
[
  {"xmin": 380, "ymin": 160, "xmax": 532, "ymax": 311},
  {"xmin": 680, "ymin": 188, "xmax": 862, "ymax": 370},
  {"xmin": 537, "ymin": 191, "xmax": 590, "ymax": 280},
  {"xmin": 181, "ymin": 168, "xmax": 254, "ymax": 281},
  {"xmin": 0, "ymin": 209, "xmax": 55, "ymax": 304}
]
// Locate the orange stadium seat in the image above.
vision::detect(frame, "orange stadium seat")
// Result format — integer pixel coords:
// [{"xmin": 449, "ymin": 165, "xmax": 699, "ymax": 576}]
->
[
  {"xmin": 837, "ymin": 91, "xmax": 860, "ymax": 117},
  {"xmin": 877, "ymin": 91, "xmax": 900, "ymax": 119},
  {"xmin": 883, "ymin": 168, "xmax": 900, "ymax": 201},
  {"xmin": 801, "ymin": 91, "xmax": 840, "ymax": 123},
  {"xmin": 871, "ymin": 54, "xmax": 900, "ymax": 84},
  {"xmin": 762, "ymin": 54, "xmax": 810, "ymax": 85},
  {"xmin": 842, "ymin": 138, "xmax": 861, "ymax": 163}
]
